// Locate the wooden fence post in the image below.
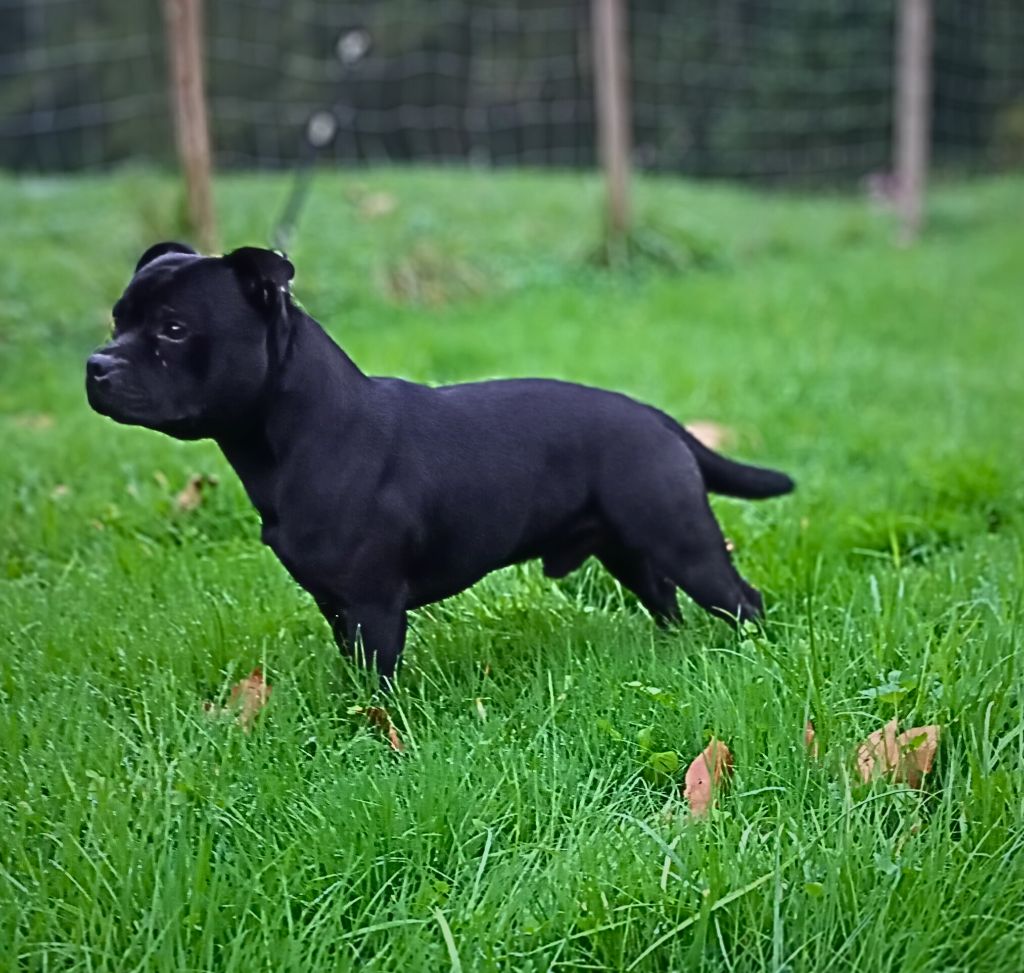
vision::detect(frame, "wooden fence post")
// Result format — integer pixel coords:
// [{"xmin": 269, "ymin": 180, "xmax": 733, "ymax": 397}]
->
[
  {"xmin": 163, "ymin": 0, "xmax": 217, "ymax": 252},
  {"xmin": 894, "ymin": 0, "xmax": 933, "ymax": 244},
  {"xmin": 591, "ymin": 0, "xmax": 632, "ymax": 252}
]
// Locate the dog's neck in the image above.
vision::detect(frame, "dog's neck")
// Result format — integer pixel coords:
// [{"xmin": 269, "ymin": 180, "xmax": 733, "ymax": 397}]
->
[{"xmin": 215, "ymin": 307, "xmax": 368, "ymax": 523}]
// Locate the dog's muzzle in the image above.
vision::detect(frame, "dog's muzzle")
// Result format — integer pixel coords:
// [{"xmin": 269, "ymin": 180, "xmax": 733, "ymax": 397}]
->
[
  {"xmin": 85, "ymin": 352, "xmax": 134, "ymax": 417},
  {"xmin": 86, "ymin": 352, "xmax": 122, "ymax": 384}
]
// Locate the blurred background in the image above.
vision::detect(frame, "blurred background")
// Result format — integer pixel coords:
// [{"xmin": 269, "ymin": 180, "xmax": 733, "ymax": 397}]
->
[
  {"xmin": 4, "ymin": 0, "xmax": 1024, "ymax": 179},
  {"xmin": 0, "ymin": 0, "xmax": 1020, "ymax": 268}
]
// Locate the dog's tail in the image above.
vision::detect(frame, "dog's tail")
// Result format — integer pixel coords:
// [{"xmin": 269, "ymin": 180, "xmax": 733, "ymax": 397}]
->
[{"xmin": 652, "ymin": 410, "xmax": 795, "ymax": 500}]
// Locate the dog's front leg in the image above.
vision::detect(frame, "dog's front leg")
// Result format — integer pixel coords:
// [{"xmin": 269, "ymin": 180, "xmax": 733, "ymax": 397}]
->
[
  {"xmin": 313, "ymin": 596, "xmax": 352, "ymax": 659},
  {"xmin": 343, "ymin": 603, "xmax": 408, "ymax": 689}
]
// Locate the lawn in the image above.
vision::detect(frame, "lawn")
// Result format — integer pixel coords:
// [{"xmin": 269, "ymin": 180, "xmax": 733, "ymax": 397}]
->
[{"xmin": 1, "ymin": 168, "xmax": 1023, "ymax": 972}]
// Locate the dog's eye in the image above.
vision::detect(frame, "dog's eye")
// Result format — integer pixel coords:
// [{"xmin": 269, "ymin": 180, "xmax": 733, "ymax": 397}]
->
[{"xmin": 161, "ymin": 321, "xmax": 188, "ymax": 341}]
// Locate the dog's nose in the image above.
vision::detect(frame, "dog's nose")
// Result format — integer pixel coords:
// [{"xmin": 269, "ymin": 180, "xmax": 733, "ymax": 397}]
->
[{"xmin": 86, "ymin": 353, "xmax": 120, "ymax": 382}]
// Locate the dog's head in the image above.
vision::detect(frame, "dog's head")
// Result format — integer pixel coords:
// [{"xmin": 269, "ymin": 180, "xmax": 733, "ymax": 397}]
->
[{"xmin": 85, "ymin": 243, "xmax": 294, "ymax": 439}]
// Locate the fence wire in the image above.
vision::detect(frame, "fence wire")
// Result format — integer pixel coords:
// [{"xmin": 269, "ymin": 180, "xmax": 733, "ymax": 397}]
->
[{"xmin": 2, "ymin": 0, "xmax": 1022, "ymax": 183}]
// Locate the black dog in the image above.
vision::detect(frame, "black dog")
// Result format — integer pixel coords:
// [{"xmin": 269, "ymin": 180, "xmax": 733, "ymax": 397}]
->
[{"xmin": 86, "ymin": 243, "xmax": 794, "ymax": 684}]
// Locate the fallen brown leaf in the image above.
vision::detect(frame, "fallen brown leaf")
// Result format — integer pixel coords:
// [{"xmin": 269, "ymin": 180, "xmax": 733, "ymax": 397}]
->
[
  {"xmin": 895, "ymin": 725, "xmax": 941, "ymax": 788},
  {"xmin": 204, "ymin": 667, "xmax": 272, "ymax": 732},
  {"xmin": 360, "ymin": 706, "xmax": 405, "ymax": 752},
  {"xmin": 12, "ymin": 413, "xmax": 54, "ymax": 431},
  {"xmin": 681, "ymin": 738, "xmax": 733, "ymax": 817},
  {"xmin": 684, "ymin": 420, "xmax": 735, "ymax": 452},
  {"xmin": 804, "ymin": 720, "xmax": 820, "ymax": 760},
  {"xmin": 383, "ymin": 245, "xmax": 488, "ymax": 307},
  {"xmin": 358, "ymin": 191, "xmax": 398, "ymax": 219},
  {"xmin": 175, "ymin": 473, "xmax": 218, "ymax": 512},
  {"xmin": 856, "ymin": 720, "xmax": 940, "ymax": 788},
  {"xmin": 856, "ymin": 718, "xmax": 900, "ymax": 782},
  {"xmin": 230, "ymin": 668, "xmax": 272, "ymax": 732}
]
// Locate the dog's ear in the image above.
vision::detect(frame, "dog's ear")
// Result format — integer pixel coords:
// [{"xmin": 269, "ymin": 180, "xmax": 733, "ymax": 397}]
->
[
  {"xmin": 222, "ymin": 247, "xmax": 295, "ymax": 313},
  {"xmin": 223, "ymin": 247, "xmax": 296, "ymax": 366},
  {"xmin": 135, "ymin": 241, "xmax": 198, "ymax": 274}
]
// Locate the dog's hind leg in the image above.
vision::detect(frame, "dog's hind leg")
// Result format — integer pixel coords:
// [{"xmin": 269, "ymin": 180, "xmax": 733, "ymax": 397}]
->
[
  {"xmin": 597, "ymin": 545, "xmax": 681, "ymax": 627},
  {"xmin": 642, "ymin": 501, "xmax": 763, "ymax": 624},
  {"xmin": 601, "ymin": 444, "xmax": 764, "ymax": 625},
  {"xmin": 664, "ymin": 536, "xmax": 763, "ymax": 624}
]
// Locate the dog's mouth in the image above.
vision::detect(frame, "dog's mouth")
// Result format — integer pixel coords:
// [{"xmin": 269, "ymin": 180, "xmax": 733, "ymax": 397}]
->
[
  {"xmin": 86, "ymin": 367, "xmax": 146, "ymax": 421},
  {"xmin": 85, "ymin": 364, "xmax": 164, "ymax": 424},
  {"xmin": 86, "ymin": 369, "xmax": 203, "ymax": 439}
]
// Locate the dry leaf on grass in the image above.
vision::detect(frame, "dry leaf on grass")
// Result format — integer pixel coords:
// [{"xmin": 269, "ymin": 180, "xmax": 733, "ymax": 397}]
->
[
  {"xmin": 684, "ymin": 420, "xmax": 736, "ymax": 452},
  {"xmin": 358, "ymin": 191, "xmax": 398, "ymax": 219},
  {"xmin": 856, "ymin": 718, "xmax": 900, "ymax": 781},
  {"xmin": 896, "ymin": 725, "xmax": 941, "ymax": 788},
  {"xmin": 804, "ymin": 720, "xmax": 820, "ymax": 760},
  {"xmin": 384, "ymin": 246, "xmax": 488, "ymax": 307},
  {"xmin": 349, "ymin": 705, "xmax": 405, "ymax": 752},
  {"xmin": 204, "ymin": 667, "xmax": 272, "ymax": 732},
  {"xmin": 175, "ymin": 473, "xmax": 218, "ymax": 512},
  {"xmin": 230, "ymin": 668, "xmax": 272, "ymax": 731},
  {"xmin": 345, "ymin": 185, "xmax": 398, "ymax": 218},
  {"xmin": 856, "ymin": 719, "xmax": 940, "ymax": 787},
  {"xmin": 12, "ymin": 413, "xmax": 55, "ymax": 431},
  {"xmin": 681, "ymin": 738, "xmax": 733, "ymax": 817}
]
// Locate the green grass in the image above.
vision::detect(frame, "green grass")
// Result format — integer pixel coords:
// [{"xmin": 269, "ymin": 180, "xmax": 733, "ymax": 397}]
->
[{"xmin": 2, "ymin": 167, "xmax": 1023, "ymax": 972}]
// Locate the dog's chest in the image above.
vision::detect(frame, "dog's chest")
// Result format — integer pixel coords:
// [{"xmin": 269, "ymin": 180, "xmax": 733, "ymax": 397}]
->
[
  {"xmin": 259, "ymin": 513, "xmax": 355, "ymax": 594},
  {"xmin": 260, "ymin": 519, "xmax": 305, "ymax": 581}
]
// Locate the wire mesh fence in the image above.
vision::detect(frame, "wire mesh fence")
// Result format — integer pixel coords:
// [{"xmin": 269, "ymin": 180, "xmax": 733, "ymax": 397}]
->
[{"xmin": 2, "ymin": 0, "xmax": 1023, "ymax": 183}]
